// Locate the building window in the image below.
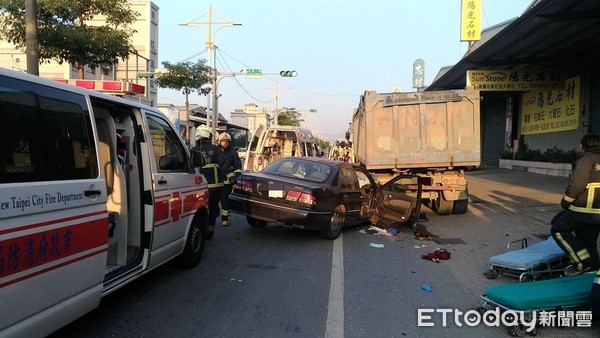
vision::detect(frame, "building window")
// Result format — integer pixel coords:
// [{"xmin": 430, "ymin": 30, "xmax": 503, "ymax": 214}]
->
[
  {"xmin": 151, "ymin": 40, "xmax": 155, "ymax": 50},
  {"xmin": 103, "ymin": 69, "xmax": 109, "ymax": 76}
]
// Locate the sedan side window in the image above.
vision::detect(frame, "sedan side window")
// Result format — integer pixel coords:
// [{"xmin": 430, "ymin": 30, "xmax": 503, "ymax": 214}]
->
[
  {"xmin": 338, "ymin": 168, "xmax": 359, "ymax": 190},
  {"xmin": 355, "ymin": 170, "xmax": 372, "ymax": 188}
]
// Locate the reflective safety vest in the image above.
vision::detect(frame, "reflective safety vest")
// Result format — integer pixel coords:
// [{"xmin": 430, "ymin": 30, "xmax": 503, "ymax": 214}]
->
[
  {"xmin": 221, "ymin": 146, "xmax": 242, "ymax": 185},
  {"xmin": 191, "ymin": 142, "xmax": 224, "ymax": 189},
  {"xmin": 562, "ymin": 150, "xmax": 600, "ymax": 223}
]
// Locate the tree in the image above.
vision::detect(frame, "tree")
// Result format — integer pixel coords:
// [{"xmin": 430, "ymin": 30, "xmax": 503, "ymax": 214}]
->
[
  {"xmin": 24, "ymin": 0, "xmax": 39, "ymax": 75},
  {"xmin": 155, "ymin": 60, "xmax": 213, "ymax": 147},
  {"xmin": 277, "ymin": 107, "xmax": 302, "ymax": 126},
  {"xmin": 0, "ymin": 0, "xmax": 138, "ymax": 79}
]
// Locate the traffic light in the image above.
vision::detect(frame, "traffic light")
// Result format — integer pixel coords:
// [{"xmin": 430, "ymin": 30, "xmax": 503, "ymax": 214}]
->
[
  {"xmin": 309, "ymin": 109, "xmax": 319, "ymax": 113},
  {"xmin": 280, "ymin": 70, "xmax": 297, "ymax": 77}
]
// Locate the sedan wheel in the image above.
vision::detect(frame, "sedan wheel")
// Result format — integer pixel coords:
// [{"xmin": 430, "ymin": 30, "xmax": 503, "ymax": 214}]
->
[
  {"xmin": 322, "ymin": 204, "xmax": 346, "ymax": 240},
  {"xmin": 247, "ymin": 216, "xmax": 268, "ymax": 228}
]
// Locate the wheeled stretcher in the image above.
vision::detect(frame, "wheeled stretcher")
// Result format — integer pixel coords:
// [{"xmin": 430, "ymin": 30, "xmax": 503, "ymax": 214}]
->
[
  {"xmin": 485, "ymin": 237, "xmax": 569, "ymax": 282},
  {"xmin": 479, "ymin": 273, "xmax": 595, "ymax": 336}
]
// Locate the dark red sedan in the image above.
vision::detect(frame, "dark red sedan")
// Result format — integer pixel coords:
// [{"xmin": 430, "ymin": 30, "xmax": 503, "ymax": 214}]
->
[{"xmin": 229, "ymin": 157, "xmax": 421, "ymax": 239}]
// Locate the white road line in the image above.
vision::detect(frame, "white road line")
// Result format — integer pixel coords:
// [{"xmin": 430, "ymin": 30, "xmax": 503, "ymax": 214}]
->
[{"xmin": 325, "ymin": 231, "xmax": 344, "ymax": 338}]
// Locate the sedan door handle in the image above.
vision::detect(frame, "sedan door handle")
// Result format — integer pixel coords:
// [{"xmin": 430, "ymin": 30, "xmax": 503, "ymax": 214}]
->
[
  {"xmin": 157, "ymin": 177, "xmax": 168, "ymax": 185},
  {"xmin": 343, "ymin": 194, "xmax": 349, "ymax": 199}
]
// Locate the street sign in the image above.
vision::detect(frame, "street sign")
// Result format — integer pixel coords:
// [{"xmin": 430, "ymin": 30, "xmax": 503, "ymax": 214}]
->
[
  {"xmin": 246, "ymin": 68, "xmax": 262, "ymax": 79},
  {"xmin": 412, "ymin": 59, "xmax": 425, "ymax": 89}
]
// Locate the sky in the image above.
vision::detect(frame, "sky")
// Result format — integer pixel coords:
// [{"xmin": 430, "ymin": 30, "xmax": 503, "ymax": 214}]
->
[{"xmin": 152, "ymin": 0, "xmax": 531, "ymax": 141}]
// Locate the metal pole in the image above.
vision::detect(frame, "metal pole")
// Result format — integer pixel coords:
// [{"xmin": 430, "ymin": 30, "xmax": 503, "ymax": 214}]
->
[
  {"xmin": 206, "ymin": 4, "xmax": 213, "ymax": 130},
  {"xmin": 274, "ymin": 80, "xmax": 279, "ymax": 125},
  {"xmin": 185, "ymin": 91, "xmax": 190, "ymax": 148},
  {"xmin": 212, "ymin": 45, "xmax": 218, "ymax": 140}
]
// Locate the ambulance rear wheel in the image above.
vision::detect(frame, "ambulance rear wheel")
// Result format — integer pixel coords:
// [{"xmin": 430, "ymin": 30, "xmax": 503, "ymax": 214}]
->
[{"xmin": 178, "ymin": 218, "xmax": 205, "ymax": 269}]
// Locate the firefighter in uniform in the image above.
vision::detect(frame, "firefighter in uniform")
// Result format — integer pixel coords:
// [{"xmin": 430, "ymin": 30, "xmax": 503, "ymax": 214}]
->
[
  {"xmin": 191, "ymin": 125, "xmax": 225, "ymax": 240},
  {"xmin": 552, "ymin": 134, "xmax": 600, "ymax": 275},
  {"xmin": 218, "ymin": 132, "xmax": 242, "ymax": 226}
]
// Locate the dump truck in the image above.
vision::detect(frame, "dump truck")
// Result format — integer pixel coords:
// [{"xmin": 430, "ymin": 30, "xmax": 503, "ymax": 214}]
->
[{"xmin": 351, "ymin": 88, "xmax": 481, "ymax": 215}]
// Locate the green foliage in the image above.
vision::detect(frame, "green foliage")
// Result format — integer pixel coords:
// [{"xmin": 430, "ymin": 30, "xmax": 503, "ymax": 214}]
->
[
  {"xmin": 277, "ymin": 107, "xmax": 301, "ymax": 126},
  {"xmin": 0, "ymin": 0, "xmax": 138, "ymax": 76},
  {"xmin": 500, "ymin": 135, "xmax": 578, "ymax": 163},
  {"xmin": 155, "ymin": 60, "xmax": 212, "ymax": 95},
  {"xmin": 229, "ymin": 130, "xmax": 247, "ymax": 149},
  {"xmin": 315, "ymin": 138, "xmax": 330, "ymax": 150}
]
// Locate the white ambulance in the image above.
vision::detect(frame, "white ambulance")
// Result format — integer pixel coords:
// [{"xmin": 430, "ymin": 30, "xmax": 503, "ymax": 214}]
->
[
  {"xmin": 244, "ymin": 124, "xmax": 320, "ymax": 172},
  {"xmin": 0, "ymin": 68, "xmax": 210, "ymax": 337}
]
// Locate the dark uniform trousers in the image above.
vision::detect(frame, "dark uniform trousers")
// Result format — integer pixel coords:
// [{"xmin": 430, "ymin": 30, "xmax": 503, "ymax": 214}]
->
[{"xmin": 552, "ymin": 211, "xmax": 600, "ymax": 271}]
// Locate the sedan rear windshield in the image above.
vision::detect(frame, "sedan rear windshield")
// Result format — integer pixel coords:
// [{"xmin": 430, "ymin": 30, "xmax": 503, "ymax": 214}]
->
[{"xmin": 263, "ymin": 159, "xmax": 332, "ymax": 183}]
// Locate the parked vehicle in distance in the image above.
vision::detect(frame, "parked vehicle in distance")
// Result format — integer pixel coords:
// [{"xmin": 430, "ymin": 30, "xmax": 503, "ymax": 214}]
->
[
  {"xmin": 244, "ymin": 124, "xmax": 319, "ymax": 172},
  {"xmin": 238, "ymin": 147, "xmax": 247, "ymax": 161},
  {"xmin": 0, "ymin": 68, "xmax": 209, "ymax": 337},
  {"xmin": 329, "ymin": 137, "xmax": 355, "ymax": 163},
  {"xmin": 229, "ymin": 157, "xmax": 422, "ymax": 239}
]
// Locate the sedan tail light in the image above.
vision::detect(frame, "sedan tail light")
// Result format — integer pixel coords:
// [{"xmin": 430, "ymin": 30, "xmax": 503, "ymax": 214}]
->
[
  {"xmin": 233, "ymin": 179, "xmax": 252, "ymax": 192},
  {"xmin": 285, "ymin": 190, "xmax": 315, "ymax": 206}
]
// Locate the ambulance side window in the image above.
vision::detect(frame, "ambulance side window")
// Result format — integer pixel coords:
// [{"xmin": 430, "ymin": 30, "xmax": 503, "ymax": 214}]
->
[
  {"xmin": 0, "ymin": 75, "xmax": 98, "ymax": 184},
  {"xmin": 146, "ymin": 115, "xmax": 187, "ymax": 172}
]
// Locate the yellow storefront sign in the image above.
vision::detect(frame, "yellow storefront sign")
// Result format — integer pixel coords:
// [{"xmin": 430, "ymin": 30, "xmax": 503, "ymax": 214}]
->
[
  {"xmin": 466, "ymin": 70, "xmax": 564, "ymax": 91},
  {"xmin": 521, "ymin": 76, "xmax": 580, "ymax": 135},
  {"xmin": 461, "ymin": 0, "xmax": 481, "ymax": 41}
]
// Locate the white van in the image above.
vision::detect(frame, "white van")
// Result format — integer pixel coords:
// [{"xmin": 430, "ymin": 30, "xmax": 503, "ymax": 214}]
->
[
  {"xmin": 0, "ymin": 68, "xmax": 209, "ymax": 337},
  {"xmin": 244, "ymin": 124, "xmax": 319, "ymax": 172}
]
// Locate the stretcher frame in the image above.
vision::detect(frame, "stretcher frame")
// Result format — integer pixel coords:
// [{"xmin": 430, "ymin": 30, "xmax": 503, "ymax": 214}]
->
[
  {"xmin": 478, "ymin": 273, "xmax": 595, "ymax": 337},
  {"xmin": 485, "ymin": 237, "xmax": 569, "ymax": 282}
]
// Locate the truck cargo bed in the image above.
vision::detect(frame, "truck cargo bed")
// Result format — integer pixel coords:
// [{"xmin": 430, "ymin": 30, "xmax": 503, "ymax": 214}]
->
[{"xmin": 352, "ymin": 89, "xmax": 481, "ymax": 170}]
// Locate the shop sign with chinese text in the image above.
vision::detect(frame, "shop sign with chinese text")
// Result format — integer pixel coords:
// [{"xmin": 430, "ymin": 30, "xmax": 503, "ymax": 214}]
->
[
  {"xmin": 467, "ymin": 70, "xmax": 564, "ymax": 91},
  {"xmin": 520, "ymin": 76, "xmax": 580, "ymax": 135}
]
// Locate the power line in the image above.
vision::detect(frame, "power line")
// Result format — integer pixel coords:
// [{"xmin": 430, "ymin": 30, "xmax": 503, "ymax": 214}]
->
[
  {"xmin": 177, "ymin": 50, "xmax": 208, "ymax": 63},
  {"xmin": 217, "ymin": 47, "xmax": 357, "ymax": 98},
  {"xmin": 216, "ymin": 48, "xmax": 274, "ymax": 103}
]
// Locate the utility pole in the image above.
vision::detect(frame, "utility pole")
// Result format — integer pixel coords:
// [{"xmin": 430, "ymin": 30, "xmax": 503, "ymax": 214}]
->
[
  {"xmin": 180, "ymin": 5, "xmax": 241, "ymax": 140},
  {"xmin": 266, "ymin": 80, "xmax": 292, "ymax": 126}
]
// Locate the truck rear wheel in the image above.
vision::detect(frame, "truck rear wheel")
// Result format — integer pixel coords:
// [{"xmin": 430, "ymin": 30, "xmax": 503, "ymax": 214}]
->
[
  {"xmin": 433, "ymin": 194, "xmax": 454, "ymax": 215},
  {"xmin": 453, "ymin": 199, "xmax": 468, "ymax": 214},
  {"xmin": 452, "ymin": 188, "xmax": 469, "ymax": 214}
]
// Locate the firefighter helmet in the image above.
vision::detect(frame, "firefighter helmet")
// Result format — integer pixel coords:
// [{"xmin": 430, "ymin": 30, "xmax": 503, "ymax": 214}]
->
[
  {"xmin": 195, "ymin": 125, "xmax": 211, "ymax": 140},
  {"xmin": 218, "ymin": 132, "xmax": 232, "ymax": 142}
]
